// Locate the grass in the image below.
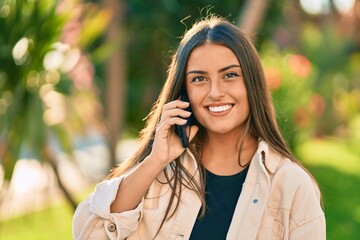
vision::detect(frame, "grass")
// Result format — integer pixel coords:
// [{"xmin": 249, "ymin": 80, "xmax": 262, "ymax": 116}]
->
[
  {"xmin": 0, "ymin": 187, "xmax": 93, "ymax": 240},
  {"xmin": 305, "ymin": 165, "xmax": 360, "ymax": 239},
  {"xmin": 0, "ymin": 203, "xmax": 74, "ymax": 240},
  {"xmin": 0, "ymin": 138, "xmax": 359, "ymax": 239},
  {"xmin": 297, "ymin": 138, "xmax": 360, "ymax": 240},
  {"xmin": 297, "ymin": 138, "xmax": 360, "ymax": 176}
]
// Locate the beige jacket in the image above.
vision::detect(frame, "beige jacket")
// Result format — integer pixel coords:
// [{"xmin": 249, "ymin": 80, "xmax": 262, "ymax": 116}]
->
[{"xmin": 73, "ymin": 140, "xmax": 326, "ymax": 240}]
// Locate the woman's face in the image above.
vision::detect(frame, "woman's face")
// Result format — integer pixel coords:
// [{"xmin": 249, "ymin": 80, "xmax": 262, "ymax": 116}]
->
[{"xmin": 185, "ymin": 43, "xmax": 250, "ymax": 136}]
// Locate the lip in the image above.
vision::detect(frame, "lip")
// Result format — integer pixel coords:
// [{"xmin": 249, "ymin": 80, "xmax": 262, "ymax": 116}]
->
[{"xmin": 205, "ymin": 103, "xmax": 234, "ymax": 116}]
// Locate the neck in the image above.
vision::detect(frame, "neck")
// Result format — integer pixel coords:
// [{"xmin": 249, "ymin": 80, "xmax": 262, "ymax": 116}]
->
[{"xmin": 201, "ymin": 131, "xmax": 258, "ymax": 175}]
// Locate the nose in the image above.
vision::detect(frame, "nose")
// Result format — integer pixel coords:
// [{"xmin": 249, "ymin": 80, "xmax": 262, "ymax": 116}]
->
[{"xmin": 209, "ymin": 81, "xmax": 225, "ymax": 99}]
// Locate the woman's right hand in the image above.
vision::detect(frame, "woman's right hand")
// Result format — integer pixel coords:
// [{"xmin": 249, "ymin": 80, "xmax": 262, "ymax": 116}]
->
[
  {"xmin": 148, "ymin": 100, "xmax": 199, "ymax": 166},
  {"xmin": 110, "ymin": 100, "xmax": 198, "ymax": 214}
]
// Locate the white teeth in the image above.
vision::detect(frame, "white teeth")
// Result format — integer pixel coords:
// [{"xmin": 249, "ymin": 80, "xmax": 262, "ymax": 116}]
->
[{"xmin": 208, "ymin": 105, "xmax": 232, "ymax": 113}]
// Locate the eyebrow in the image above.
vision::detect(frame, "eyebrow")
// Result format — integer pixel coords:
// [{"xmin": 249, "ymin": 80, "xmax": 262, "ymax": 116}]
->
[{"xmin": 186, "ymin": 64, "xmax": 241, "ymax": 76}]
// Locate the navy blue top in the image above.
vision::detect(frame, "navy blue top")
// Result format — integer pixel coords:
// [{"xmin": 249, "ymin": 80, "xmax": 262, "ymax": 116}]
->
[{"xmin": 189, "ymin": 166, "xmax": 249, "ymax": 240}]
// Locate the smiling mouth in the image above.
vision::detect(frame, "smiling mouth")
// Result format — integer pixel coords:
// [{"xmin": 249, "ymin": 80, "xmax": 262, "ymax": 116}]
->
[{"xmin": 207, "ymin": 104, "xmax": 233, "ymax": 113}]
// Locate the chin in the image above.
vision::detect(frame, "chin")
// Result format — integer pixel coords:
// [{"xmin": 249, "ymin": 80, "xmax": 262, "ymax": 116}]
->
[
  {"xmin": 208, "ymin": 127, "xmax": 234, "ymax": 135},
  {"xmin": 207, "ymin": 123, "xmax": 244, "ymax": 135}
]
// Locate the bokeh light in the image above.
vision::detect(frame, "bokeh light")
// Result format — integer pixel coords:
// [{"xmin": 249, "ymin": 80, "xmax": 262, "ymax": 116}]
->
[
  {"xmin": 334, "ymin": 0, "xmax": 355, "ymax": 14},
  {"xmin": 300, "ymin": 0, "xmax": 355, "ymax": 15},
  {"xmin": 12, "ymin": 37, "xmax": 30, "ymax": 65},
  {"xmin": 300, "ymin": 0, "xmax": 330, "ymax": 15}
]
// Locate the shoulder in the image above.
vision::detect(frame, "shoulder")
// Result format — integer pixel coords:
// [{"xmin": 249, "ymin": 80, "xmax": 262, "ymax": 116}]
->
[
  {"xmin": 276, "ymin": 158, "xmax": 313, "ymax": 186},
  {"xmin": 267, "ymin": 151, "xmax": 322, "ymax": 209},
  {"xmin": 259, "ymin": 140, "xmax": 316, "ymax": 192},
  {"xmin": 276, "ymin": 158, "xmax": 325, "ymax": 226},
  {"xmin": 251, "ymin": 141, "xmax": 325, "ymax": 234}
]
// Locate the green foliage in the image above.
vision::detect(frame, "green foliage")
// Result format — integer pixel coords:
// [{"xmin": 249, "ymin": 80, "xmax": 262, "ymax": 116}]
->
[
  {"xmin": 259, "ymin": 19, "xmax": 360, "ymax": 149},
  {"xmin": 260, "ymin": 43, "xmax": 318, "ymax": 149},
  {"xmin": 300, "ymin": 23, "xmax": 360, "ymax": 136},
  {"xmin": 0, "ymin": 0, "xmax": 109, "ymax": 180},
  {"xmin": 0, "ymin": 0, "xmax": 70, "ymax": 179}
]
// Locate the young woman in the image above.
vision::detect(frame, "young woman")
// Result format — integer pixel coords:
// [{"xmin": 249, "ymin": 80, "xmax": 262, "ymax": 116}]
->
[{"xmin": 73, "ymin": 16, "xmax": 325, "ymax": 240}]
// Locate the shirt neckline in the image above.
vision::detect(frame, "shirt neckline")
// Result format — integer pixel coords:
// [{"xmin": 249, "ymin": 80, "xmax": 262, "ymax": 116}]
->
[{"xmin": 205, "ymin": 165, "xmax": 249, "ymax": 179}]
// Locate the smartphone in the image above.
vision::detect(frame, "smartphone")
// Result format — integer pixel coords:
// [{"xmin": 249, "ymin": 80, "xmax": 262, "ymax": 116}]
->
[{"xmin": 175, "ymin": 87, "xmax": 197, "ymax": 148}]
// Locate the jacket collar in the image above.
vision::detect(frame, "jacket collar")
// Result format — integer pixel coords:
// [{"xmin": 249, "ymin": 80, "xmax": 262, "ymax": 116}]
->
[
  {"xmin": 257, "ymin": 139, "xmax": 283, "ymax": 175},
  {"xmin": 182, "ymin": 139, "xmax": 283, "ymax": 176}
]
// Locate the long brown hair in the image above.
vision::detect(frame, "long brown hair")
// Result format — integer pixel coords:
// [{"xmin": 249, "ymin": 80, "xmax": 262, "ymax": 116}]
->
[{"xmin": 107, "ymin": 16, "xmax": 319, "ymax": 236}]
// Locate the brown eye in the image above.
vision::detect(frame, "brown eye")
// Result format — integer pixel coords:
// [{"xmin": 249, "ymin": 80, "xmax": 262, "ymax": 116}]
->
[
  {"xmin": 191, "ymin": 76, "xmax": 206, "ymax": 82},
  {"xmin": 224, "ymin": 72, "xmax": 240, "ymax": 79}
]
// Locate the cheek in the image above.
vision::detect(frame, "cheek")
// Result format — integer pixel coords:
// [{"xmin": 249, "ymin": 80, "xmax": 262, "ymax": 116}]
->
[
  {"xmin": 229, "ymin": 83, "xmax": 248, "ymax": 101},
  {"xmin": 187, "ymin": 87, "xmax": 204, "ymax": 105},
  {"xmin": 188, "ymin": 94, "xmax": 203, "ymax": 117},
  {"xmin": 229, "ymin": 86, "xmax": 250, "ymax": 113},
  {"xmin": 187, "ymin": 92, "xmax": 206, "ymax": 122}
]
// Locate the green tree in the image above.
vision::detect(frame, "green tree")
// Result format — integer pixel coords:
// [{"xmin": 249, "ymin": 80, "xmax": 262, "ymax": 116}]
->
[{"xmin": 0, "ymin": 0, "xmax": 108, "ymax": 211}]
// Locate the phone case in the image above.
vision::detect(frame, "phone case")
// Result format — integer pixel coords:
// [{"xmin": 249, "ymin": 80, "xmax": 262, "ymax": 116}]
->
[{"xmin": 175, "ymin": 88, "xmax": 197, "ymax": 148}]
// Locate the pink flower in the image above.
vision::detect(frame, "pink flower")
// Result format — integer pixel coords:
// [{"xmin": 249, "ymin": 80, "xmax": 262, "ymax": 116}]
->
[
  {"xmin": 288, "ymin": 54, "xmax": 312, "ymax": 78},
  {"xmin": 264, "ymin": 67, "xmax": 282, "ymax": 90}
]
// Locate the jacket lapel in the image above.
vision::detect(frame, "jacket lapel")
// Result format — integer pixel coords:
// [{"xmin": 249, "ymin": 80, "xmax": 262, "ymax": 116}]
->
[
  {"xmin": 169, "ymin": 149, "xmax": 202, "ymax": 239},
  {"xmin": 227, "ymin": 140, "xmax": 279, "ymax": 240},
  {"xmin": 170, "ymin": 186, "xmax": 202, "ymax": 239}
]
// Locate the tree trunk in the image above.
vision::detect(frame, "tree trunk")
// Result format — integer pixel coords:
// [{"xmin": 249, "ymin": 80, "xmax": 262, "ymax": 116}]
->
[
  {"xmin": 104, "ymin": 0, "xmax": 126, "ymax": 169},
  {"xmin": 45, "ymin": 147, "xmax": 78, "ymax": 211},
  {"xmin": 237, "ymin": 0, "xmax": 270, "ymax": 39}
]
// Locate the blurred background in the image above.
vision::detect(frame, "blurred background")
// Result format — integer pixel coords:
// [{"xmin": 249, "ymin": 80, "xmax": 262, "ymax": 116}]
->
[{"xmin": 0, "ymin": 0, "xmax": 359, "ymax": 239}]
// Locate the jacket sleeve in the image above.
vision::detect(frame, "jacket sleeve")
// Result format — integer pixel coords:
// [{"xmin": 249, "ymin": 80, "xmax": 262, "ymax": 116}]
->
[
  {"xmin": 289, "ymin": 174, "xmax": 326, "ymax": 240},
  {"xmin": 73, "ymin": 177, "xmax": 144, "ymax": 240}
]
